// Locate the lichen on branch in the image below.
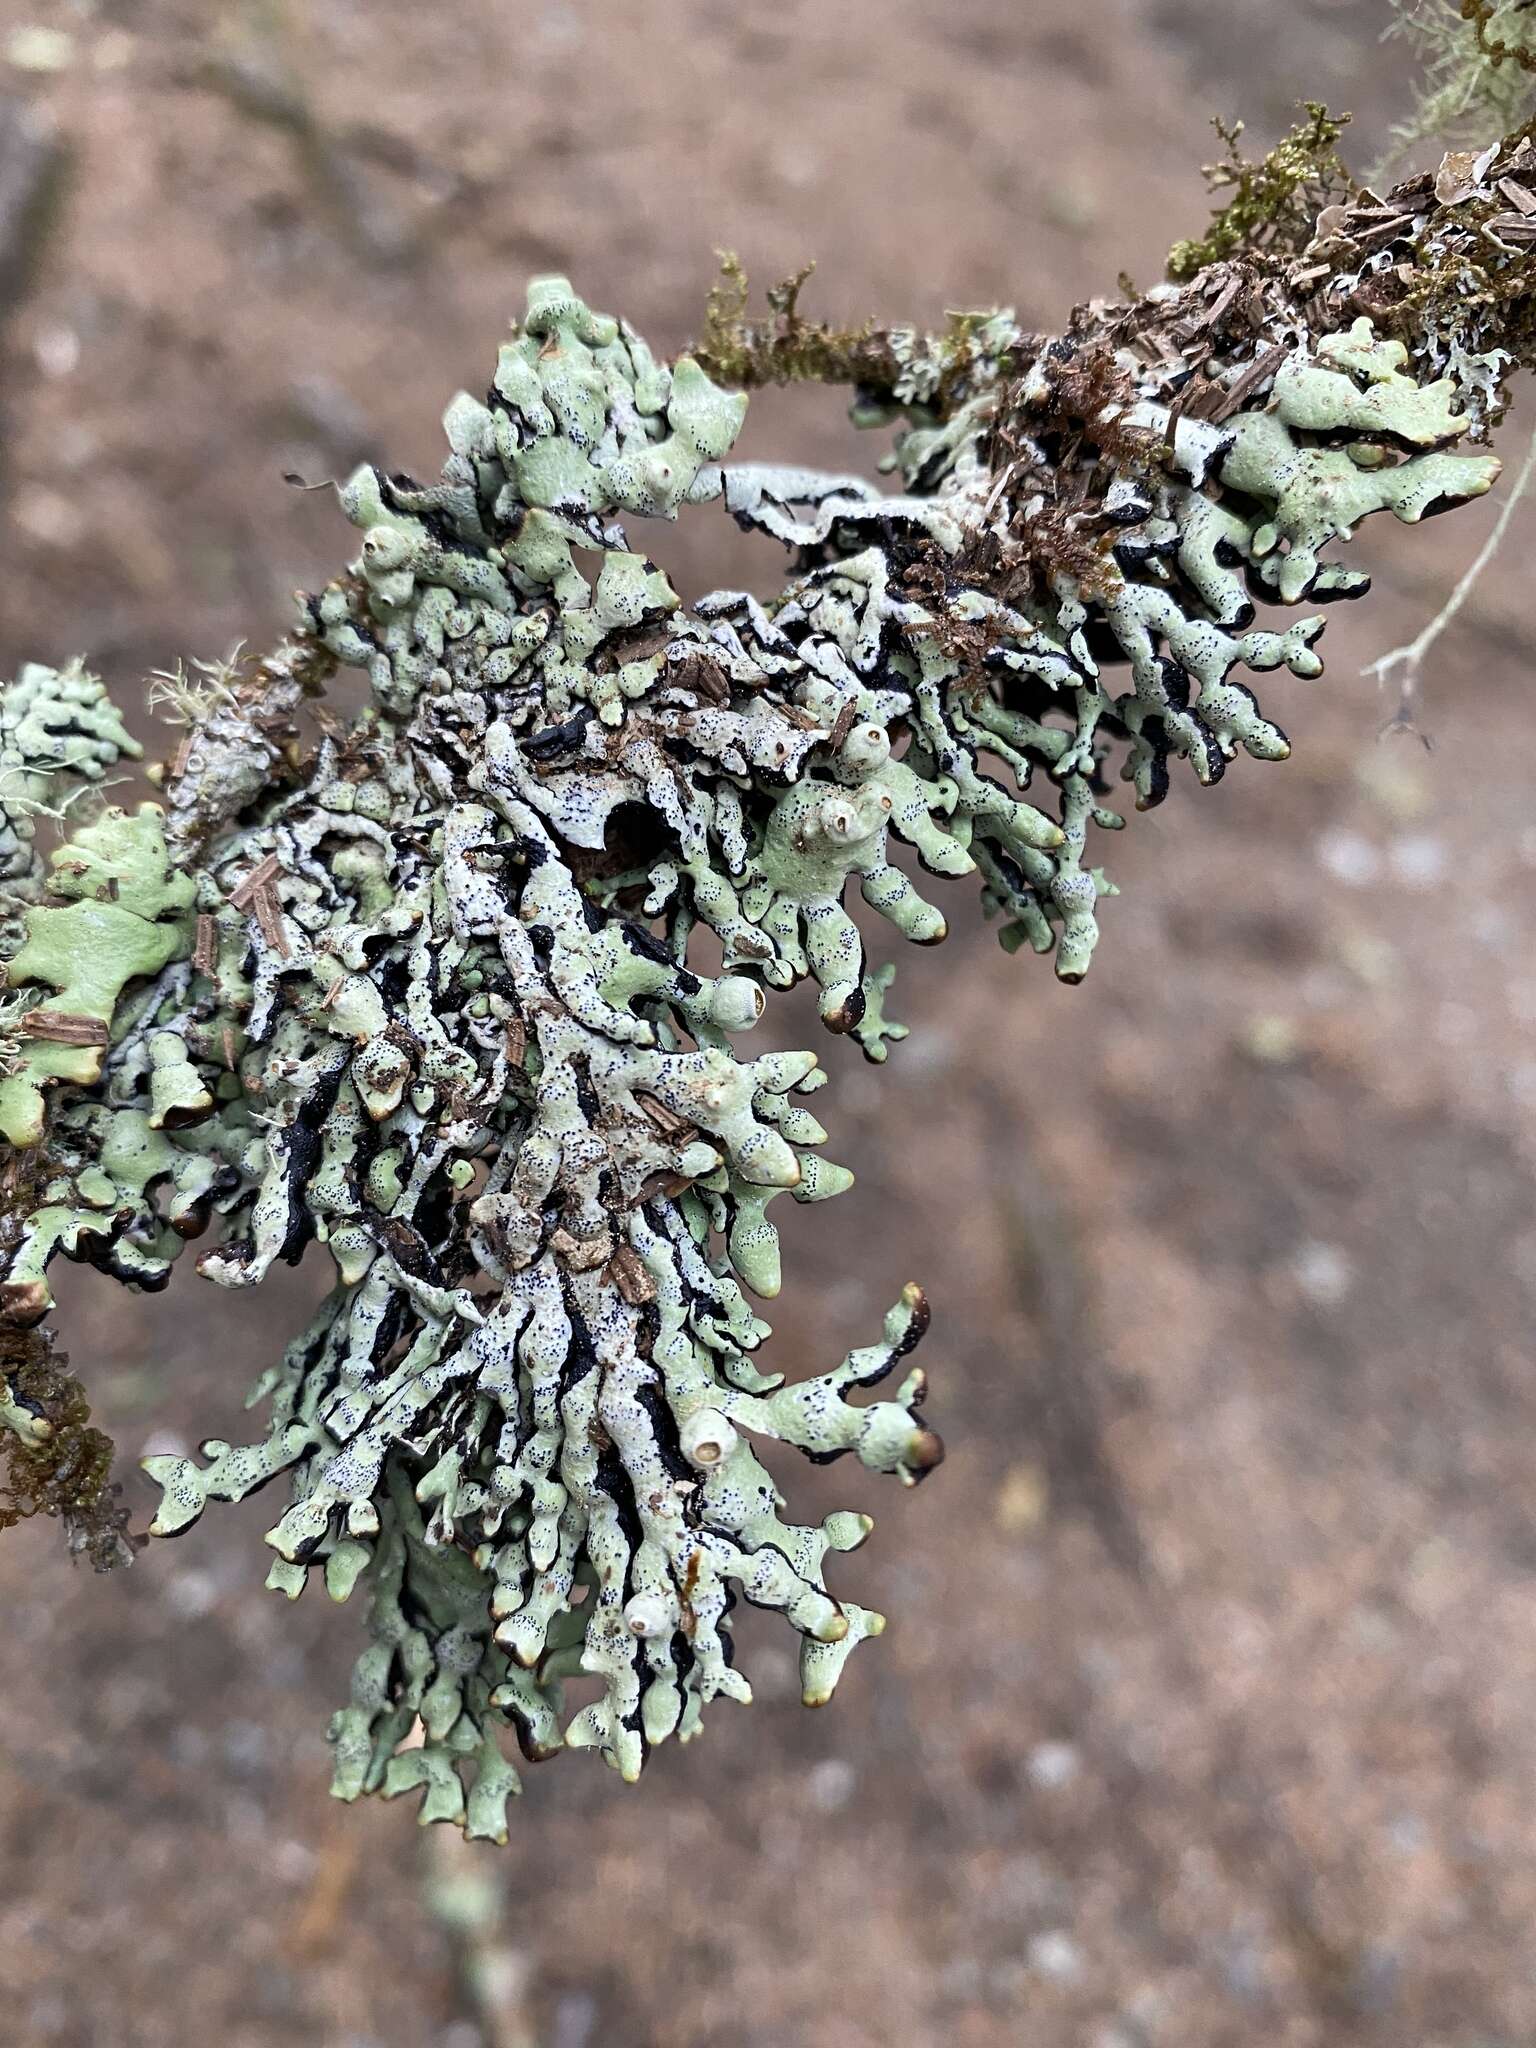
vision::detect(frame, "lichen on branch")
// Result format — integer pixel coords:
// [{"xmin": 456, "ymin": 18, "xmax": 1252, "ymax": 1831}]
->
[{"xmin": 0, "ymin": 128, "xmax": 1531, "ymax": 1835}]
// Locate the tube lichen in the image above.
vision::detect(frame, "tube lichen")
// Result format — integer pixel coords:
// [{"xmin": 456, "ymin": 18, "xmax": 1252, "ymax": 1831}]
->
[{"xmin": 1, "ymin": 131, "xmax": 1531, "ymax": 1833}]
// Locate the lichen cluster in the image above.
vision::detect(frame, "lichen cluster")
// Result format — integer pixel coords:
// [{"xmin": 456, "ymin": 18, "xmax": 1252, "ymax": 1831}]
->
[{"xmin": 0, "ymin": 134, "xmax": 1529, "ymax": 1835}]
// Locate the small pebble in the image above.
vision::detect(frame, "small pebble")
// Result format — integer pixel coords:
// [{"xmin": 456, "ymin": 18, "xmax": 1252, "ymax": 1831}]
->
[
  {"xmin": 1028, "ymin": 1930, "xmax": 1084, "ymax": 1983},
  {"xmin": 1292, "ymin": 1240, "xmax": 1353, "ymax": 1307},
  {"xmin": 5, "ymin": 26, "xmax": 74, "ymax": 71},
  {"xmin": 1388, "ymin": 833, "xmax": 1447, "ymax": 889},
  {"xmin": 1027, "ymin": 1740, "xmax": 1081, "ymax": 1790},
  {"xmin": 163, "ymin": 1567, "xmax": 218, "ymax": 1617},
  {"xmin": 1316, "ymin": 829, "xmax": 1381, "ymax": 887},
  {"xmin": 807, "ymin": 1758, "xmax": 856, "ymax": 1813}
]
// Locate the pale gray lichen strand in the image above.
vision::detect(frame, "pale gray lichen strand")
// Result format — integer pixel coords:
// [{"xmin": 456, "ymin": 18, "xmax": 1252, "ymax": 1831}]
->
[{"xmin": 0, "ymin": 267, "xmax": 1504, "ymax": 1834}]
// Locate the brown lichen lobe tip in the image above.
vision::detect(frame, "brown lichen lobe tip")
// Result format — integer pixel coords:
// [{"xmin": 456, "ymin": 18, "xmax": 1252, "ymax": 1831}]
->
[
  {"xmin": 1, "ymin": 1279, "xmax": 52, "ymax": 1328},
  {"xmin": 907, "ymin": 1427, "xmax": 946, "ymax": 1477}
]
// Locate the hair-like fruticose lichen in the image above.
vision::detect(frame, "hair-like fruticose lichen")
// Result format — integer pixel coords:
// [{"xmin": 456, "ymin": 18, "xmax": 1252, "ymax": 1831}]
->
[
  {"xmin": 1, "ymin": 132, "xmax": 1531, "ymax": 1838},
  {"xmin": 1380, "ymin": 4, "xmax": 1536, "ymax": 178}
]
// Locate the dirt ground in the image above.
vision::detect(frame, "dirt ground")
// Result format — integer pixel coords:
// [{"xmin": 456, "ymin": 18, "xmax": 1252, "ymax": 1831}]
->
[{"xmin": 3, "ymin": 3, "xmax": 1535, "ymax": 2044}]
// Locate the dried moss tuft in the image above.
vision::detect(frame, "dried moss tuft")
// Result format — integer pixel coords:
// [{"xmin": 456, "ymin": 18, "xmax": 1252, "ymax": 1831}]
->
[
  {"xmin": 695, "ymin": 254, "xmax": 898, "ymax": 391},
  {"xmin": 694, "ymin": 253, "xmax": 1012, "ymax": 413},
  {"xmin": 1, "ymin": 1323, "xmax": 138, "ymax": 1570}
]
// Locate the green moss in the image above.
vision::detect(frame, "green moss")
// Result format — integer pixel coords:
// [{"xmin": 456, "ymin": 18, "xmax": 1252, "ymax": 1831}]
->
[
  {"xmin": 693, "ymin": 254, "xmax": 1011, "ymax": 412},
  {"xmin": 1167, "ymin": 102, "xmax": 1355, "ymax": 280},
  {"xmin": 695, "ymin": 254, "xmax": 898, "ymax": 391}
]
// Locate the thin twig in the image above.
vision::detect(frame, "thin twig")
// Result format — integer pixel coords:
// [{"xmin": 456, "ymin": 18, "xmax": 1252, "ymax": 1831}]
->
[{"xmin": 1361, "ymin": 415, "xmax": 1536, "ymax": 746}]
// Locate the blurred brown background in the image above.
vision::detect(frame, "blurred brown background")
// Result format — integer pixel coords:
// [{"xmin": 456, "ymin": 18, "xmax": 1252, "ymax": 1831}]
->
[{"xmin": 3, "ymin": 3, "xmax": 1535, "ymax": 2044}]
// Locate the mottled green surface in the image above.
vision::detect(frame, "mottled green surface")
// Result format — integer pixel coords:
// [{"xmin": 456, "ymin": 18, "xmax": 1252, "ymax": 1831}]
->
[{"xmin": 0, "ymin": 806, "xmax": 193, "ymax": 1146}]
